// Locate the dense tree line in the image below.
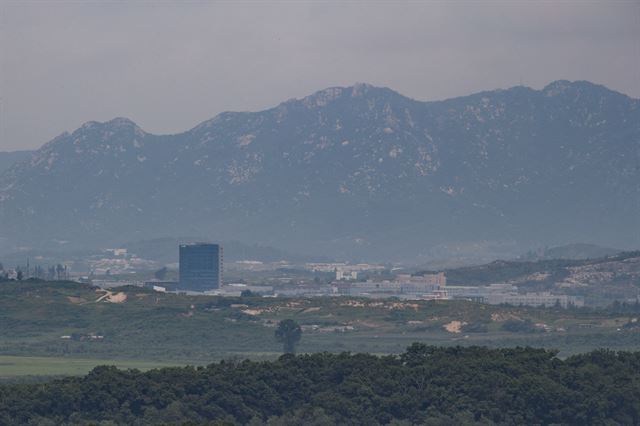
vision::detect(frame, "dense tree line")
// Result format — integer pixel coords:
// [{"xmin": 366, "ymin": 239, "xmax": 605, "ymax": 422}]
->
[{"xmin": 1, "ymin": 345, "xmax": 639, "ymax": 425}]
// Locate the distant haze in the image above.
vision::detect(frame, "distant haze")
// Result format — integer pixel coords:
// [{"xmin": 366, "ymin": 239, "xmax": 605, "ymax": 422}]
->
[
  {"xmin": 1, "ymin": 1, "xmax": 639, "ymax": 151},
  {"xmin": 1, "ymin": 80, "xmax": 637, "ymax": 262}
]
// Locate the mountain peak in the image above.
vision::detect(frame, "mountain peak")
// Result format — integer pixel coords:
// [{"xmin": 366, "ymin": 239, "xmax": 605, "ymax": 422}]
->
[
  {"xmin": 289, "ymin": 83, "xmax": 404, "ymax": 109},
  {"xmin": 106, "ymin": 117, "xmax": 138, "ymax": 128},
  {"xmin": 541, "ymin": 80, "xmax": 616, "ymax": 98},
  {"xmin": 301, "ymin": 86, "xmax": 347, "ymax": 107},
  {"xmin": 79, "ymin": 117, "xmax": 141, "ymax": 132}
]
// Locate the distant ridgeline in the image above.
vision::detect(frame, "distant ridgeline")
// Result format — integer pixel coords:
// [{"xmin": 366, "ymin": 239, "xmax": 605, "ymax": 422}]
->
[
  {"xmin": 442, "ymin": 250, "xmax": 640, "ymax": 285},
  {"xmin": 0, "ymin": 80, "xmax": 638, "ymax": 261},
  {"xmin": 1, "ymin": 345, "xmax": 639, "ymax": 425}
]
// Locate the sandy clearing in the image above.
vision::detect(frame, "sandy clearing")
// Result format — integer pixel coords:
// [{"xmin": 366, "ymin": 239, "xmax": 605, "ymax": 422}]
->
[
  {"xmin": 444, "ymin": 320, "xmax": 466, "ymax": 333},
  {"xmin": 107, "ymin": 292, "xmax": 127, "ymax": 303},
  {"xmin": 94, "ymin": 290, "xmax": 127, "ymax": 303}
]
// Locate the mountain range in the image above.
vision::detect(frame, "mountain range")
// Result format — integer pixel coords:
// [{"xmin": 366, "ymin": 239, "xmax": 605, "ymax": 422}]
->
[{"xmin": 0, "ymin": 81, "xmax": 638, "ymax": 262}]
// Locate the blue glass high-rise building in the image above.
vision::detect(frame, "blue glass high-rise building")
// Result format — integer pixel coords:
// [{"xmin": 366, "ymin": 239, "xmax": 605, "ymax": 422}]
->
[{"xmin": 179, "ymin": 243, "xmax": 223, "ymax": 291}]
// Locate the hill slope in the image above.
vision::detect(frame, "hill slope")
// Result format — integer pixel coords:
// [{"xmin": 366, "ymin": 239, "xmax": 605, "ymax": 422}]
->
[
  {"xmin": 1, "ymin": 280, "xmax": 639, "ymax": 361},
  {"xmin": 442, "ymin": 251, "xmax": 640, "ymax": 304},
  {"xmin": 0, "ymin": 151, "xmax": 32, "ymax": 174},
  {"xmin": 1, "ymin": 81, "xmax": 638, "ymax": 261},
  {"xmin": 523, "ymin": 243, "xmax": 623, "ymax": 261}
]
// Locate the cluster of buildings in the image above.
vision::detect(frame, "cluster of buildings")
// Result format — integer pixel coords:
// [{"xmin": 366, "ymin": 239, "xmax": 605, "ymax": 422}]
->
[
  {"xmin": 336, "ymin": 272, "xmax": 447, "ymax": 300},
  {"xmin": 484, "ymin": 292, "xmax": 584, "ymax": 308},
  {"xmin": 307, "ymin": 262, "xmax": 385, "ymax": 273},
  {"xmin": 277, "ymin": 271, "xmax": 583, "ymax": 308},
  {"xmin": 0, "ymin": 241, "xmax": 587, "ymax": 309},
  {"xmin": 445, "ymin": 283, "xmax": 583, "ymax": 307},
  {"xmin": 89, "ymin": 250, "xmax": 157, "ymax": 275},
  {"xmin": 142, "ymin": 242, "xmax": 583, "ymax": 309}
]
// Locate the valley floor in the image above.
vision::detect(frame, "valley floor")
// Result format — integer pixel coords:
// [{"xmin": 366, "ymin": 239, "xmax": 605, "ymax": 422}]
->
[{"xmin": 1, "ymin": 280, "xmax": 639, "ymax": 378}]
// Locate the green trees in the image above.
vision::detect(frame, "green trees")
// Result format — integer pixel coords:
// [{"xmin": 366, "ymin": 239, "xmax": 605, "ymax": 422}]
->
[
  {"xmin": 0, "ymin": 346, "xmax": 639, "ymax": 424},
  {"xmin": 275, "ymin": 319, "xmax": 302, "ymax": 354},
  {"xmin": 241, "ymin": 289, "xmax": 256, "ymax": 297},
  {"xmin": 154, "ymin": 267, "xmax": 168, "ymax": 280}
]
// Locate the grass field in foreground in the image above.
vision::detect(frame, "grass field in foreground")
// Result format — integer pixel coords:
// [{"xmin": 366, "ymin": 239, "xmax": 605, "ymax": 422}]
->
[{"xmin": 0, "ymin": 355, "xmax": 182, "ymax": 378}]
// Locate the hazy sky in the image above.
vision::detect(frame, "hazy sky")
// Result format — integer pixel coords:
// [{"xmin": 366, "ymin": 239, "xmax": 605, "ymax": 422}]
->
[{"xmin": 1, "ymin": 1, "xmax": 638, "ymax": 151}]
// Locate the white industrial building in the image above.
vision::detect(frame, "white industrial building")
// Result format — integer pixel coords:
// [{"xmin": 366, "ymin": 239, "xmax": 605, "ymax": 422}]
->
[{"xmin": 484, "ymin": 292, "xmax": 584, "ymax": 308}]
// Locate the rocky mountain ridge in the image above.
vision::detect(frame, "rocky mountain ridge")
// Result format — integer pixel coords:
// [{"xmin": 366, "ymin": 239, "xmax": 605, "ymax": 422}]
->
[
  {"xmin": 1, "ymin": 81, "xmax": 638, "ymax": 261},
  {"xmin": 0, "ymin": 151, "xmax": 32, "ymax": 174}
]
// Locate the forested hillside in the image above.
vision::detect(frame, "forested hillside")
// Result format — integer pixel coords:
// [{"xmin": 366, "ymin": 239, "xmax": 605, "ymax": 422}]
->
[{"xmin": 1, "ymin": 345, "xmax": 638, "ymax": 425}]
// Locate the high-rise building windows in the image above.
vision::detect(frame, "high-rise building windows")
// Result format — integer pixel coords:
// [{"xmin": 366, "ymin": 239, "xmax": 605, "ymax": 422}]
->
[{"xmin": 179, "ymin": 243, "xmax": 223, "ymax": 291}]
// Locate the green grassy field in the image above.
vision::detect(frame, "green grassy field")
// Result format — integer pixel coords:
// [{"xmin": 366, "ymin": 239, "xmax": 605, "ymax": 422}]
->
[
  {"xmin": 1, "ymin": 280, "xmax": 639, "ymax": 377},
  {"xmin": 0, "ymin": 355, "xmax": 181, "ymax": 379}
]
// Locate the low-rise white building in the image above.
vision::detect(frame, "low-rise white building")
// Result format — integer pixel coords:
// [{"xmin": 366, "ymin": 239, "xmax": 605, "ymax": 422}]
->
[
  {"xmin": 337, "ymin": 272, "xmax": 448, "ymax": 300},
  {"xmin": 336, "ymin": 269, "xmax": 358, "ymax": 281},
  {"xmin": 485, "ymin": 292, "xmax": 584, "ymax": 308}
]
